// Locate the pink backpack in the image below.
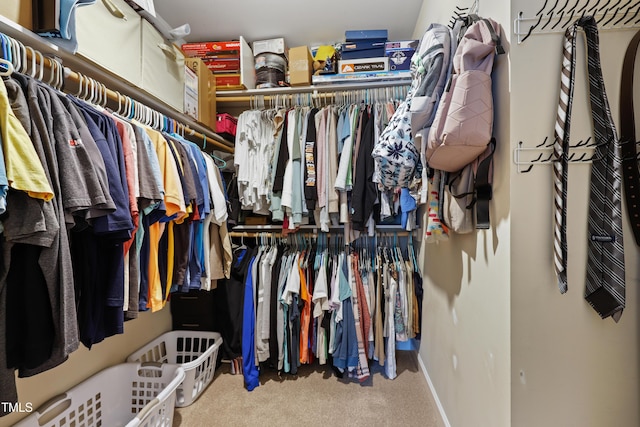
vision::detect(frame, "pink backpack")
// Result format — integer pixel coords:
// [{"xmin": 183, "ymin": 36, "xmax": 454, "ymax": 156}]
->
[{"xmin": 426, "ymin": 18, "xmax": 502, "ymax": 172}]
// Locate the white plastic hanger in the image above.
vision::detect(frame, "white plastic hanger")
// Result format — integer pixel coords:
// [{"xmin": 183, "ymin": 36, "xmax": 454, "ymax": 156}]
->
[
  {"xmin": 34, "ymin": 51, "xmax": 44, "ymax": 81},
  {"xmin": 0, "ymin": 58, "xmax": 14, "ymax": 76},
  {"xmin": 25, "ymin": 46, "xmax": 36, "ymax": 78},
  {"xmin": 9, "ymin": 39, "xmax": 23, "ymax": 74}
]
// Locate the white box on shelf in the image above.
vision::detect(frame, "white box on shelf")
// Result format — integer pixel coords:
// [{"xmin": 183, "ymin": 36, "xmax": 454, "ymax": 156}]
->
[
  {"xmin": 338, "ymin": 57, "xmax": 389, "ymax": 73},
  {"xmin": 184, "ymin": 65, "xmax": 198, "ymax": 120}
]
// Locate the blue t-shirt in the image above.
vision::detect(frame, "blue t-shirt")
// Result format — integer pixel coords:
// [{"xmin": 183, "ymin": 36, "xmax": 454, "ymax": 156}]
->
[
  {"xmin": 72, "ymin": 99, "xmax": 133, "ymax": 239},
  {"xmin": 182, "ymin": 141, "xmax": 210, "ymax": 216},
  {"xmin": 69, "ymin": 98, "xmax": 133, "ymax": 346},
  {"xmin": 242, "ymin": 256, "xmax": 260, "ymax": 391}
]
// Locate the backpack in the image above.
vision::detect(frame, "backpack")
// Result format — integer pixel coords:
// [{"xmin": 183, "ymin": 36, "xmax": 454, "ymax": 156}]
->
[
  {"xmin": 372, "ymin": 23, "xmax": 453, "ymax": 190},
  {"xmin": 426, "ymin": 18, "xmax": 502, "ymax": 172},
  {"xmin": 427, "ymin": 17, "xmax": 503, "ymax": 232}
]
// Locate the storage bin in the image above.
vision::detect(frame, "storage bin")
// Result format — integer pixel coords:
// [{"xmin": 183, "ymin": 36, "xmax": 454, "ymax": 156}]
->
[
  {"xmin": 170, "ymin": 290, "xmax": 217, "ymax": 331},
  {"xmin": 14, "ymin": 362, "xmax": 185, "ymax": 427},
  {"xmin": 216, "ymin": 113, "xmax": 237, "ymax": 141},
  {"xmin": 127, "ymin": 331, "xmax": 223, "ymax": 407}
]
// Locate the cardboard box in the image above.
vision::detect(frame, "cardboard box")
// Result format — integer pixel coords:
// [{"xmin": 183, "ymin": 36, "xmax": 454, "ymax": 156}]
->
[
  {"xmin": 385, "ymin": 40, "xmax": 418, "ymax": 71},
  {"xmin": 0, "ymin": 0, "xmax": 33, "ymax": 30},
  {"xmin": 215, "ymin": 73, "xmax": 242, "ymax": 89},
  {"xmin": 189, "ymin": 36, "xmax": 254, "ymax": 91},
  {"xmin": 184, "ymin": 57, "xmax": 215, "ymax": 128},
  {"xmin": 208, "ymin": 73, "xmax": 217, "ymax": 132},
  {"xmin": 338, "ymin": 57, "xmax": 389, "ymax": 73},
  {"xmin": 184, "ymin": 66, "xmax": 199, "ymax": 121},
  {"xmin": 253, "ymin": 37, "xmax": 286, "ymax": 56},
  {"xmin": 288, "ymin": 46, "xmax": 314, "ymax": 86},
  {"xmin": 203, "ymin": 58, "xmax": 241, "ymax": 73},
  {"xmin": 181, "ymin": 41, "xmax": 241, "ymax": 57}
]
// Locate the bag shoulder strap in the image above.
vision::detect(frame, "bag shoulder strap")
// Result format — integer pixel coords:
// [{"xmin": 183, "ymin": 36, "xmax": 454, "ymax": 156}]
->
[
  {"xmin": 480, "ymin": 18, "xmax": 505, "ymax": 55},
  {"xmin": 475, "ymin": 138, "xmax": 496, "ymax": 229}
]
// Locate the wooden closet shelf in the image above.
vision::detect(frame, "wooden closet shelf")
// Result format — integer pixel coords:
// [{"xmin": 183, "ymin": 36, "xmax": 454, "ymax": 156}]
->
[{"xmin": 0, "ymin": 15, "xmax": 235, "ymax": 153}]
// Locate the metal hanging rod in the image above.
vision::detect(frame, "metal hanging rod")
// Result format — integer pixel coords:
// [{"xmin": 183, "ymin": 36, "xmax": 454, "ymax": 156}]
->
[
  {"xmin": 514, "ymin": 0, "xmax": 640, "ymax": 43},
  {"xmin": 0, "ymin": 15, "xmax": 234, "ymax": 153},
  {"xmin": 228, "ymin": 230, "xmax": 415, "ymax": 238},
  {"xmin": 230, "ymin": 224, "xmax": 412, "ymax": 232},
  {"xmin": 217, "ymin": 82, "xmax": 411, "ymax": 106}
]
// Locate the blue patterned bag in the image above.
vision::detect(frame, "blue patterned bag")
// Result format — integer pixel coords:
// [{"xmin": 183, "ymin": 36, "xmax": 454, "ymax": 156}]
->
[{"xmin": 372, "ymin": 24, "xmax": 453, "ymax": 190}]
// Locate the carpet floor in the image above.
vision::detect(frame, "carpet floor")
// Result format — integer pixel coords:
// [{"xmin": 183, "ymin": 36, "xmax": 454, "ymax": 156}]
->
[{"xmin": 173, "ymin": 350, "xmax": 445, "ymax": 427}]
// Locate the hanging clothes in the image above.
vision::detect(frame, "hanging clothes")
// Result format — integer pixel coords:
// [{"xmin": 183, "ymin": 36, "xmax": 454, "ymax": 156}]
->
[
  {"xmin": 0, "ymin": 71, "xmax": 234, "ymax": 414},
  {"xmin": 228, "ymin": 232, "xmax": 423, "ymax": 389},
  {"xmin": 231, "ymin": 95, "xmax": 417, "ymax": 237}
]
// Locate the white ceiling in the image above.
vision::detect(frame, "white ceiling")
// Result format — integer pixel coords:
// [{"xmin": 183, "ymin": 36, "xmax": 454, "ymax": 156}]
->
[{"xmin": 154, "ymin": 0, "xmax": 424, "ymax": 49}]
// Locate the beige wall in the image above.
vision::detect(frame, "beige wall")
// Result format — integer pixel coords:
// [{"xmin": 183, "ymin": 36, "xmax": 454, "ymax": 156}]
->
[
  {"xmin": 416, "ymin": 0, "xmax": 640, "ymax": 426},
  {"xmin": 510, "ymin": 2, "xmax": 640, "ymax": 427},
  {"xmin": 413, "ymin": 1, "xmax": 512, "ymax": 427},
  {"xmin": 2, "ymin": 309, "xmax": 172, "ymax": 426}
]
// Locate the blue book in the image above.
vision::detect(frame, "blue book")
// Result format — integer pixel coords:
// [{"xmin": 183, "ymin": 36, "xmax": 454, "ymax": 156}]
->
[
  {"xmin": 341, "ymin": 48, "xmax": 386, "ymax": 60},
  {"xmin": 345, "ymin": 29, "xmax": 388, "ymax": 41},
  {"xmin": 342, "ymin": 40, "xmax": 387, "ymax": 52}
]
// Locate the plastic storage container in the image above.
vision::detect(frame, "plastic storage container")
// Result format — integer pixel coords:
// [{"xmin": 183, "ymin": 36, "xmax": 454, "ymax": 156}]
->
[
  {"xmin": 216, "ymin": 113, "xmax": 237, "ymax": 141},
  {"xmin": 127, "ymin": 330, "xmax": 223, "ymax": 407},
  {"xmin": 14, "ymin": 362, "xmax": 185, "ymax": 427}
]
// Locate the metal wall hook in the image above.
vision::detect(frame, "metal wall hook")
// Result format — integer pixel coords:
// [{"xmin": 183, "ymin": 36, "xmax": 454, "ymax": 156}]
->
[
  {"xmin": 566, "ymin": 0, "xmax": 582, "ymax": 13},
  {"xmin": 609, "ymin": 0, "xmax": 625, "ymax": 10},
  {"xmin": 552, "ymin": 11, "xmax": 566, "ymax": 27},
  {"xmin": 557, "ymin": 0, "xmax": 572, "ymax": 13},
  {"xmin": 548, "ymin": 0, "xmax": 562, "ymax": 14},
  {"xmin": 516, "ymin": 0, "xmax": 640, "ymax": 43},
  {"xmin": 614, "ymin": 4, "xmax": 634, "ymax": 24},
  {"xmin": 593, "ymin": 0, "xmax": 613, "ymax": 14},
  {"xmin": 537, "ymin": 136, "xmax": 557, "ymax": 148},
  {"xmin": 541, "ymin": 11, "xmax": 555, "ymax": 30},
  {"xmin": 514, "ymin": 137, "xmax": 602, "ymax": 173},
  {"xmin": 567, "ymin": 151, "xmax": 588, "ymax": 161},
  {"xmin": 540, "ymin": 151, "xmax": 557, "ymax": 162},
  {"xmin": 561, "ymin": 9, "xmax": 578, "ymax": 26},
  {"xmin": 624, "ymin": 2, "xmax": 640, "ymax": 23},
  {"xmin": 521, "ymin": 163, "xmax": 536, "ymax": 173},
  {"xmin": 521, "ymin": 13, "xmax": 543, "ymax": 42},
  {"xmin": 576, "ymin": 0, "xmax": 594, "ymax": 14},
  {"xmin": 586, "ymin": 150, "xmax": 608, "ymax": 162},
  {"xmin": 571, "ymin": 136, "xmax": 593, "ymax": 147},
  {"xmin": 601, "ymin": 7, "xmax": 621, "ymax": 25},
  {"xmin": 537, "ymin": 0, "xmax": 551, "ymax": 15}
]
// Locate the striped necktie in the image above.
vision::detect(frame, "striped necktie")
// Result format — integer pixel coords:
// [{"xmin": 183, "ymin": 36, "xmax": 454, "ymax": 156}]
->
[
  {"xmin": 552, "ymin": 27, "xmax": 577, "ymax": 294},
  {"xmin": 577, "ymin": 17, "xmax": 626, "ymax": 322}
]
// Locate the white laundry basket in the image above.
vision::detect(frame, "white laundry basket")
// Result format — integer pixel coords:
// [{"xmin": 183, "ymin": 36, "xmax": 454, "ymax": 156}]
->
[
  {"xmin": 127, "ymin": 330, "xmax": 223, "ymax": 407},
  {"xmin": 14, "ymin": 362, "xmax": 185, "ymax": 427}
]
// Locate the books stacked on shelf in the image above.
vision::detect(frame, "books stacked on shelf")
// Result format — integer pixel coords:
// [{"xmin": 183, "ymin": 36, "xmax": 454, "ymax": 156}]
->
[{"xmin": 319, "ymin": 29, "xmax": 415, "ymax": 85}]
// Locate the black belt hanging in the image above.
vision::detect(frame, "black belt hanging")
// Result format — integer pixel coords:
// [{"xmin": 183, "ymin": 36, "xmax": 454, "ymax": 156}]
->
[{"xmin": 619, "ymin": 28, "xmax": 640, "ymax": 246}]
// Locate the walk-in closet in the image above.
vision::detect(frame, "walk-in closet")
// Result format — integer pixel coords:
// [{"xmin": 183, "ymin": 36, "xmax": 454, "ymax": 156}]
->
[{"xmin": 1, "ymin": 0, "xmax": 639, "ymax": 426}]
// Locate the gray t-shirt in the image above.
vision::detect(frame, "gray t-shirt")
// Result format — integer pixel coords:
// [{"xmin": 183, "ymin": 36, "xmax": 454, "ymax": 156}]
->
[{"xmin": 59, "ymin": 95, "xmax": 116, "ymax": 221}]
